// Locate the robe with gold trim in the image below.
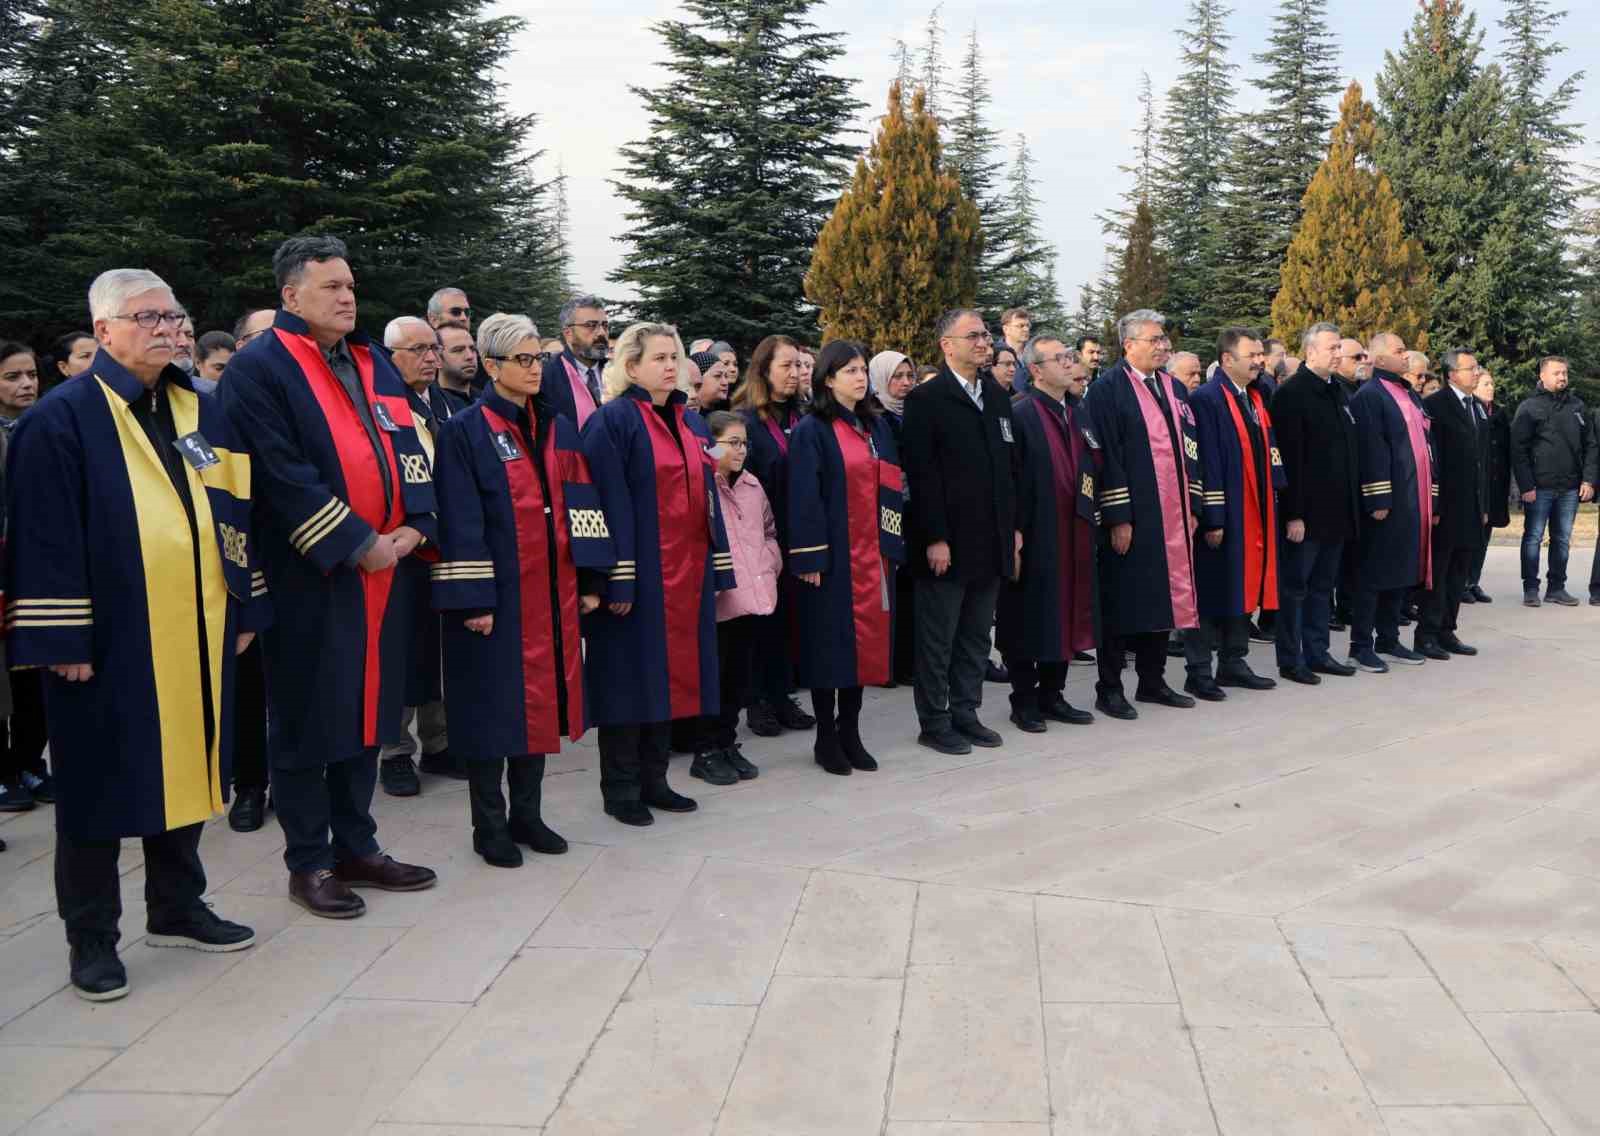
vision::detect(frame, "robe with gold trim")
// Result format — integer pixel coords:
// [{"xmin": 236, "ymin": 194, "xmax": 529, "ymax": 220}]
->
[{"xmin": 5, "ymin": 352, "xmax": 270, "ymax": 839}]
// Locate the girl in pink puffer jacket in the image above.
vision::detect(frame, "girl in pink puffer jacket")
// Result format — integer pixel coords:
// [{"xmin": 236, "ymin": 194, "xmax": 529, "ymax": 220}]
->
[{"xmin": 690, "ymin": 411, "xmax": 782, "ymax": 785}]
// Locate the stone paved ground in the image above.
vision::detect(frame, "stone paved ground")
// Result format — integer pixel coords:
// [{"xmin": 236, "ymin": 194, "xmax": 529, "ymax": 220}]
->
[{"xmin": 2, "ymin": 548, "xmax": 1600, "ymax": 1135}]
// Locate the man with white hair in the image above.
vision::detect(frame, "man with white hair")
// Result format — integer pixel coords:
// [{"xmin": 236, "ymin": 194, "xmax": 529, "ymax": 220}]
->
[
  {"xmin": 1167, "ymin": 351, "xmax": 1203, "ymax": 393},
  {"xmin": 7, "ymin": 268, "xmax": 270, "ymax": 999},
  {"xmin": 1081, "ymin": 309, "xmax": 1203, "ymax": 720},
  {"xmin": 426, "ymin": 286, "xmax": 471, "ymax": 331}
]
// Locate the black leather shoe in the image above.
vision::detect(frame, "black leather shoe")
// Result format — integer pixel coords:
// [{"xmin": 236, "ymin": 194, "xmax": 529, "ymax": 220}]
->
[
  {"xmin": 379, "ymin": 756, "xmax": 421, "ymax": 797},
  {"xmin": 641, "ymin": 784, "xmax": 698, "ymax": 813},
  {"xmin": 1216, "ymin": 668, "xmax": 1276, "ymax": 691},
  {"xmin": 1279, "ymin": 664, "xmax": 1321, "ymax": 686},
  {"xmin": 1182, "ymin": 677, "xmax": 1227, "ymax": 701},
  {"xmin": 1524, "ymin": 587, "xmax": 1541, "ymax": 607},
  {"xmin": 333, "ymin": 853, "xmax": 438, "ymax": 892},
  {"xmin": 228, "ymin": 786, "xmax": 267, "ymax": 832},
  {"xmin": 1040, "ymin": 696, "xmax": 1094, "ymax": 725},
  {"xmin": 777, "ymin": 696, "xmax": 816, "ymax": 730},
  {"xmin": 1415, "ymin": 640, "xmax": 1451, "ymax": 661},
  {"xmin": 690, "ymin": 749, "xmax": 739, "ymax": 786},
  {"xmin": 918, "ymin": 728, "xmax": 972, "ymax": 755},
  {"xmin": 1071, "ymin": 650, "xmax": 1096, "ymax": 665},
  {"xmin": 1439, "ymin": 634, "xmax": 1478, "ymax": 656},
  {"xmin": 509, "ymin": 816, "xmax": 569, "ymax": 855},
  {"xmin": 746, "ymin": 701, "xmax": 782, "ymax": 737},
  {"xmin": 985, "ymin": 660, "xmax": 1010, "ymax": 683},
  {"xmin": 1547, "ymin": 588, "xmax": 1581, "ymax": 606},
  {"xmin": 1310, "ymin": 657, "xmax": 1357, "ymax": 677},
  {"xmin": 474, "ymin": 827, "xmax": 524, "ymax": 868},
  {"xmin": 1469, "ymin": 585, "xmax": 1492, "ymax": 603},
  {"xmin": 1009, "ymin": 708, "xmax": 1048, "ymax": 733},
  {"xmin": 419, "ymin": 751, "xmax": 468, "ymax": 780},
  {"xmin": 1138, "ymin": 683, "xmax": 1196, "ymax": 709},
  {"xmin": 814, "ymin": 736, "xmax": 852, "ymax": 776},
  {"xmin": 605, "ymin": 800, "xmax": 654, "ymax": 826},
  {"xmin": 147, "ymin": 905, "xmax": 255, "ymax": 952},
  {"xmin": 289, "ymin": 869, "xmax": 366, "ymax": 919},
  {"xmin": 954, "ymin": 719, "xmax": 1003, "ymax": 747},
  {"xmin": 1459, "ymin": 589, "xmax": 1476, "ymax": 604},
  {"xmin": 69, "ymin": 936, "xmax": 128, "ymax": 1002},
  {"xmin": 1094, "ymin": 691, "xmax": 1138, "ymax": 720}
]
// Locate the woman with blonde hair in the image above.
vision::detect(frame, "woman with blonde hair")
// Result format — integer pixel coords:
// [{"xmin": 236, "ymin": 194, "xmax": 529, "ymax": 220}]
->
[{"xmin": 581, "ymin": 323, "xmax": 736, "ymax": 825}]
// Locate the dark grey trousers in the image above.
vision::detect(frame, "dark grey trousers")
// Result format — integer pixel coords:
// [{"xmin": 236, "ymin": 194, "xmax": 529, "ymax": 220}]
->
[
  {"xmin": 1183, "ymin": 614, "xmax": 1251, "ymax": 680},
  {"xmin": 913, "ymin": 575, "xmax": 1000, "ymax": 734}
]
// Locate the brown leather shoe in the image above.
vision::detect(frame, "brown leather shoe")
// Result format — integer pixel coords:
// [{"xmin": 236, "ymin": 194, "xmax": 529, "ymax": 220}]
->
[
  {"xmin": 289, "ymin": 869, "xmax": 366, "ymax": 919},
  {"xmin": 332, "ymin": 853, "xmax": 438, "ymax": 892}
]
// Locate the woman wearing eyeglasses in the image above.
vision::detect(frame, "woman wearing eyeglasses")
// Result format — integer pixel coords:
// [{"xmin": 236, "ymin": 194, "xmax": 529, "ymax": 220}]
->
[
  {"xmin": 430, "ymin": 313, "xmax": 616, "ymax": 866},
  {"xmin": 580, "ymin": 323, "xmax": 736, "ymax": 826}
]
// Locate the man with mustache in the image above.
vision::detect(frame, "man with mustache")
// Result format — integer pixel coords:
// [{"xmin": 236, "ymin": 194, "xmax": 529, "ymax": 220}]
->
[{"xmin": 542, "ymin": 294, "xmax": 611, "ymax": 428}]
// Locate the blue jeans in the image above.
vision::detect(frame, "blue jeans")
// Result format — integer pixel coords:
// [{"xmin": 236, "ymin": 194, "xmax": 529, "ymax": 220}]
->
[
  {"xmin": 1275, "ymin": 536, "xmax": 1344, "ymax": 668},
  {"xmin": 1520, "ymin": 488, "xmax": 1578, "ymax": 590}
]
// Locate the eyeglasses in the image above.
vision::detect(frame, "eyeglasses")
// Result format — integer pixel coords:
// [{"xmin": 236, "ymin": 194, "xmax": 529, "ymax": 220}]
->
[
  {"xmin": 394, "ymin": 343, "xmax": 442, "ymax": 358},
  {"xmin": 112, "ymin": 310, "xmax": 187, "ymax": 329},
  {"xmin": 1037, "ymin": 353, "xmax": 1075, "ymax": 366},
  {"xmin": 943, "ymin": 330, "xmax": 993, "ymax": 344},
  {"xmin": 565, "ymin": 319, "xmax": 610, "ymax": 333},
  {"xmin": 445, "ymin": 306, "xmax": 471, "ymax": 318},
  {"xmin": 487, "ymin": 352, "xmax": 550, "ymax": 370},
  {"xmin": 1128, "ymin": 335, "xmax": 1171, "ymax": 346},
  {"xmin": 718, "ymin": 438, "xmax": 749, "ymax": 449}
]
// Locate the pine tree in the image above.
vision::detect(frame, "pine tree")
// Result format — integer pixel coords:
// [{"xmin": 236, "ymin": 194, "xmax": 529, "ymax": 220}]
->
[
  {"xmin": 1097, "ymin": 71, "xmax": 1159, "ymax": 245},
  {"xmin": 945, "ymin": 24, "xmax": 1011, "ymax": 316},
  {"xmin": 1375, "ymin": 0, "xmax": 1550, "ymax": 383},
  {"xmin": 610, "ymin": 0, "xmax": 861, "ymax": 353},
  {"xmin": 1151, "ymin": 0, "xmax": 1238, "ymax": 350},
  {"xmin": 549, "ymin": 162, "xmax": 575, "ymax": 307},
  {"xmin": 1251, "ymin": 0, "xmax": 1341, "ymax": 268},
  {"xmin": 1270, "ymin": 83, "xmax": 1432, "ymax": 348},
  {"xmin": 805, "ymin": 83, "xmax": 981, "ymax": 365},
  {"xmin": 892, "ymin": 38, "xmax": 915, "ymax": 109},
  {"xmin": 992, "ymin": 135, "xmax": 1055, "ymax": 312},
  {"xmin": 917, "ymin": 4, "xmax": 945, "ymax": 120},
  {"xmin": 1115, "ymin": 199, "xmax": 1170, "ymax": 320},
  {"xmin": 1193, "ymin": 124, "xmax": 1280, "ymax": 340},
  {"xmin": 1033, "ymin": 253, "xmax": 1068, "ymax": 332}
]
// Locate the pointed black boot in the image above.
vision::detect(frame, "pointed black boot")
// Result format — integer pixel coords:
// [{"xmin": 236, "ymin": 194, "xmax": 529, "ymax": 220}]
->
[{"xmin": 506, "ymin": 754, "xmax": 568, "ymax": 855}]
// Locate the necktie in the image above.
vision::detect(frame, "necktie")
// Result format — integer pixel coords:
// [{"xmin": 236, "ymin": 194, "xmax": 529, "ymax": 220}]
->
[{"xmin": 585, "ymin": 366, "xmax": 601, "ymax": 406}]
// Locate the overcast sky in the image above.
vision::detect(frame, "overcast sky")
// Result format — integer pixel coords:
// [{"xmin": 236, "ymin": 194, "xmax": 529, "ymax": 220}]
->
[{"xmin": 493, "ymin": 0, "xmax": 1598, "ymax": 309}]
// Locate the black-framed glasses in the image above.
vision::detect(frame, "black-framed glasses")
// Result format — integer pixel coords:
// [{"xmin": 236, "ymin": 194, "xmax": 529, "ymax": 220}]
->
[
  {"xmin": 1037, "ymin": 353, "xmax": 1074, "ymax": 366},
  {"xmin": 565, "ymin": 319, "xmax": 610, "ymax": 333},
  {"xmin": 718, "ymin": 437, "xmax": 749, "ymax": 449},
  {"xmin": 112, "ymin": 310, "xmax": 186, "ymax": 329},
  {"xmin": 393, "ymin": 343, "xmax": 443, "ymax": 358},
  {"xmin": 1128, "ymin": 334, "xmax": 1171, "ymax": 346},
  {"xmin": 488, "ymin": 352, "xmax": 550, "ymax": 370},
  {"xmin": 943, "ymin": 330, "xmax": 993, "ymax": 344}
]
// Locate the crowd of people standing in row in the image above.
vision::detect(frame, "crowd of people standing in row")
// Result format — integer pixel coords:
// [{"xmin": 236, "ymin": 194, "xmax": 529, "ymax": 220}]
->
[{"xmin": 0, "ymin": 235, "xmax": 1595, "ymax": 1005}]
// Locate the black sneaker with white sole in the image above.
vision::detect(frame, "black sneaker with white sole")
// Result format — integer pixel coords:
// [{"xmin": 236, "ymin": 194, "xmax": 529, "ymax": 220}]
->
[
  {"xmin": 146, "ymin": 905, "xmax": 256, "ymax": 953},
  {"xmin": 69, "ymin": 935, "xmax": 129, "ymax": 1002}
]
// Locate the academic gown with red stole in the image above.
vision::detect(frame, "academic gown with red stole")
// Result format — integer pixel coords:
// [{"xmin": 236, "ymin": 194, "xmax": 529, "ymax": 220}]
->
[
  {"xmin": 220, "ymin": 312, "xmax": 438, "ymax": 769},
  {"xmin": 579, "ymin": 386, "xmax": 736, "ymax": 725},
  {"xmin": 1189, "ymin": 374, "xmax": 1286, "ymax": 617}
]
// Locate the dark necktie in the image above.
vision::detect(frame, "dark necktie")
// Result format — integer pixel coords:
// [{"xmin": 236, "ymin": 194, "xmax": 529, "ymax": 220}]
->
[{"xmin": 584, "ymin": 365, "xmax": 601, "ymax": 406}]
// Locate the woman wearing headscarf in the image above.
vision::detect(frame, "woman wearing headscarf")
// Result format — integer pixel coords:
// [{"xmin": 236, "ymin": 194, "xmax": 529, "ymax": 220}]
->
[{"xmin": 870, "ymin": 350, "xmax": 919, "ymax": 686}]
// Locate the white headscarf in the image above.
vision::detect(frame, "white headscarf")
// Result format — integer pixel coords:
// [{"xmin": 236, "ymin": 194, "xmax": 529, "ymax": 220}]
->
[{"xmin": 869, "ymin": 350, "xmax": 911, "ymax": 416}]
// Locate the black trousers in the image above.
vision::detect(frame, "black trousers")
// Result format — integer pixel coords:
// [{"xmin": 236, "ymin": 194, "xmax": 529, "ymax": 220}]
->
[
  {"xmin": 273, "ymin": 751, "xmax": 380, "ymax": 873},
  {"xmin": 467, "ymin": 754, "xmax": 545, "ymax": 833},
  {"xmin": 598, "ymin": 722, "xmax": 672, "ymax": 805},
  {"xmin": 913, "ymin": 575, "xmax": 1000, "ymax": 733},
  {"xmin": 1350, "ymin": 587, "xmax": 1405, "ymax": 652},
  {"xmin": 232, "ymin": 639, "xmax": 269, "ymax": 791},
  {"xmin": 1468, "ymin": 523, "xmax": 1492, "ymax": 588},
  {"xmin": 1004, "ymin": 656, "xmax": 1067, "ymax": 713},
  {"xmin": 893, "ymin": 568, "xmax": 917, "ymax": 682},
  {"xmin": 751, "ymin": 581, "xmax": 793, "ymax": 707},
  {"xmin": 695, "ymin": 616, "xmax": 757, "ymax": 752},
  {"xmin": 56, "ymin": 821, "xmax": 205, "ymax": 944},
  {"xmin": 1, "ymin": 667, "xmax": 48, "ymax": 783},
  {"xmin": 1096, "ymin": 630, "xmax": 1169, "ymax": 698},
  {"xmin": 1419, "ymin": 536, "xmax": 1473, "ymax": 642},
  {"xmin": 1183, "ymin": 614, "xmax": 1250, "ymax": 680}
]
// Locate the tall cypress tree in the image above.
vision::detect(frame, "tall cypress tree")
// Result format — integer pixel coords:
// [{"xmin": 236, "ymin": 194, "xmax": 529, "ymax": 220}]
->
[
  {"xmin": 945, "ymin": 24, "xmax": 1010, "ymax": 316},
  {"xmin": 1151, "ymin": 0, "xmax": 1237, "ymax": 350},
  {"xmin": 1270, "ymin": 83, "xmax": 1432, "ymax": 348},
  {"xmin": 993, "ymin": 135, "xmax": 1056, "ymax": 313},
  {"xmin": 1114, "ymin": 198, "xmax": 1170, "ymax": 320},
  {"xmin": 610, "ymin": 0, "xmax": 861, "ymax": 352},
  {"xmin": 805, "ymin": 83, "xmax": 980, "ymax": 364}
]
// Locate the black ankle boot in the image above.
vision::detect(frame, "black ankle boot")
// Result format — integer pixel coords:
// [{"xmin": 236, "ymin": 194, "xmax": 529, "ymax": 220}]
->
[
  {"xmin": 813, "ymin": 732, "xmax": 851, "ymax": 776},
  {"xmin": 837, "ymin": 723, "xmax": 878, "ymax": 771},
  {"xmin": 468, "ymin": 759, "xmax": 522, "ymax": 868},
  {"xmin": 506, "ymin": 755, "xmax": 567, "ymax": 855}
]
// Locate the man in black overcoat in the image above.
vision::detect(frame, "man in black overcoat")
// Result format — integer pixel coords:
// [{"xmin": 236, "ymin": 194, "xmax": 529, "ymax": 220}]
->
[{"xmin": 1417, "ymin": 348, "xmax": 1489, "ymax": 657}]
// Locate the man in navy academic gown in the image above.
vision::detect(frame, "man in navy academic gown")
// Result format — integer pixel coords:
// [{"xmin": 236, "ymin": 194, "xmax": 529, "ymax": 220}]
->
[
  {"xmin": 222, "ymin": 236, "xmax": 439, "ymax": 919},
  {"xmin": 8, "ymin": 268, "xmax": 267, "ymax": 1000},
  {"xmin": 995, "ymin": 338, "xmax": 1098, "ymax": 731},
  {"xmin": 1082, "ymin": 309, "xmax": 1203, "ymax": 720},
  {"xmin": 1345, "ymin": 332, "xmax": 1437, "ymax": 673}
]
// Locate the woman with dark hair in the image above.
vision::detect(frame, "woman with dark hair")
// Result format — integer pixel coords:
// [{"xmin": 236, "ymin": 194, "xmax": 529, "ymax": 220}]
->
[
  {"xmin": 732, "ymin": 334, "xmax": 814, "ymax": 736},
  {"xmin": 990, "ymin": 344, "xmax": 1020, "ymax": 393},
  {"xmin": 787, "ymin": 341, "xmax": 906, "ymax": 774},
  {"xmin": 870, "ymin": 350, "xmax": 918, "ymax": 686},
  {"xmin": 50, "ymin": 332, "xmax": 96, "ymax": 386},
  {"xmin": 1465, "ymin": 370, "xmax": 1511, "ymax": 603}
]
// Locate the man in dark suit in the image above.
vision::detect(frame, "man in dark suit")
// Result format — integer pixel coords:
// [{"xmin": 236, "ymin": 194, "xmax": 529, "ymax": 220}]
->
[
  {"xmin": 901, "ymin": 309, "xmax": 1021, "ymax": 755},
  {"xmin": 540, "ymin": 295, "xmax": 610, "ymax": 428},
  {"xmin": 1417, "ymin": 348, "xmax": 1489, "ymax": 658}
]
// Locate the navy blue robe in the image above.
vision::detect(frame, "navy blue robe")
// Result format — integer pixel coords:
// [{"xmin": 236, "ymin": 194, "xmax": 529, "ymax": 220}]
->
[
  {"xmin": 1352, "ymin": 372, "xmax": 1438, "ymax": 591},
  {"xmin": 1189, "ymin": 374, "xmax": 1287, "ymax": 617},
  {"xmin": 432, "ymin": 389, "xmax": 614, "ymax": 759},
  {"xmin": 740, "ymin": 400, "xmax": 804, "ymax": 553},
  {"xmin": 220, "ymin": 311, "xmax": 438, "ymax": 769},
  {"xmin": 996, "ymin": 389, "xmax": 1099, "ymax": 662},
  {"xmin": 7, "ymin": 353, "xmax": 270, "ymax": 839},
  {"xmin": 1082, "ymin": 362, "xmax": 1202, "ymax": 635},
  {"xmin": 786, "ymin": 408, "xmax": 904, "ymax": 690},
  {"xmin": 580, "ymin": 387, "xmax": 735, "ymax": 725}
]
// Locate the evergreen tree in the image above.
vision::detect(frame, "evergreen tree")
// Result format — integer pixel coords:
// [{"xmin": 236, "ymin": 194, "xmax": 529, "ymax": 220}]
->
[
  {"xmin": 1193, "ymin": 124, "xmax": 1280, "ymax": 340},
  {"xmin": 992, "ymin": 134, "xmax": 1055, "ymax": 312},
  {"xmin": 1097, "ymin": 71, "xmax": 1159, "ymax": 245},
  {"xmin": 945, "ymin": 24, "xmax": 1011, "ymax": 315},
  {"xmin": 1374, "ymin": 0, "xmax": 1552, "ymax": 385},
  {"xmin": 892, "ymin": 38, "xmax": 915, "ymax": 109},
  {"xmin": 549, "ymin": 162, "xmax": 576, "ymax": 308},
  {"xmin": 610, "ymin": 0, "xmax": 861, "ymax": 353},
  {"xmin": 0, "ymin": 0, "xmax": 562, "ymax": 341},
  {"xmin": 805, "ymin": 83, "xmax": 980, "ymax": 365},
  {"xmin": 1270, "ymin": 83, "xmax": 1432, "ymax": 349},
  {"xmin": 1033, "ymin": 253, "xmax": 1067, "ymax": 332},
  {"xmin": 918, "ymin": 4, "xmax": 945, "ymax": 119},
  {"xmin": 1251, "ymin": 0, "xmax": 1341, "ymax": 268},
  {"xmin": 1151, "ymin": 0, "xmax": 1238, "ymax": 351},
  {"xmin": 1115, "ymin": 199, "xmax": 1170, "ymax": 320}
]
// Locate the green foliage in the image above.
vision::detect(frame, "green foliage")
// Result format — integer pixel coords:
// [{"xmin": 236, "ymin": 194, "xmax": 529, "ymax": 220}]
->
[
  {"xmin": 805, "ymin": 83, "xmax": 981, "ymax": 365},
  {"xmin": 991, "ymin": 136, "xmax": 1061, "ymax": 321},
  {"xmin": 609, "ymin": 0, "xmax": 861, "ymax": 355},
  {"xmin": 945, "ymin": 25, "xmax": 1009, "ymax": 318},
  {"xmin": 0, "ymin": 0, "xmax": 564, "ymax": 345},
  {"xmin": 1115, "ymin": 199, "xmax": 1170, "ymax": 322}
]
